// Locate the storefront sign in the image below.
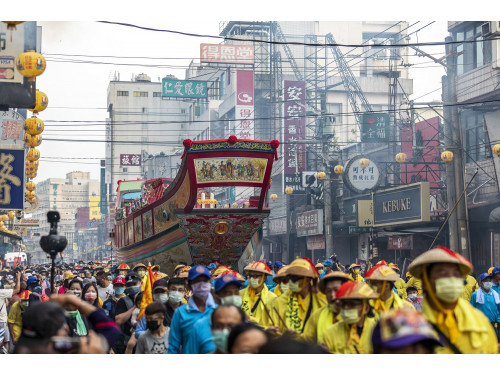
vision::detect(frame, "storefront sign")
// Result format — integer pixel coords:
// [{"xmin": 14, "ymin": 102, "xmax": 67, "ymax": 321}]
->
[
  {"xmin": 162, "ymin": 79, "xmax": 207, "ymax": 98},
  {"xmin": 268, "ymin": 217, "xmax": 287, "ymax": 236},
  {"xmin": 235, "ymin": 70, "xmax": 254, "ymax": 140},
  {"xmin": 373, "ymin": 182, "xmax": 430, "ymax": 227},
  {"xmin": 307, "ymin": 235, "xmax": 325, "ymax": 250},
  {"xmin": 349, "ymin": 226, "xmax": 370, "ymax": 234},
  {"xmin": 296, "ymin": 209, "xmax": 323, "ymax": 237},
  {"xmin": 0, "ymin": 148, "xmax": 24, "ymax": 209},
  {"xmin": 344, "ymin": 155, "xmax": 382, "ymax": 194},
  {"xmin": 355, "ymin": 258, "xmax": 370, "ymax": 276},
  {"xmin": 1, "ymin": 110, "xmax": 25, "ymax": 146},
  {"xmin": 357, "ymin": 200, "xmax": 373, "ymax": 227},
  {"xmin": 284, "ymin": 80, "xmax": 307, "ymax": 195},
  {"xmin": 361, "ymin": 113, "xmax": 389, "ymax": 142},
  {"xmin": 387, "ymin": 235, "xmax": 414, "ymax": 250},
  {"xmin": 343, "ymin": 194, "xmax": 370, "ymax": 220},
  {"xmin": 120, "ymin": 154, "xmax": 141, "ymax": 166}
]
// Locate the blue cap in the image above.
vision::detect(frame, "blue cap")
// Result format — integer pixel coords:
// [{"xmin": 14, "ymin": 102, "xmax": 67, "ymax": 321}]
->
[
  {"xmin": 188, "ymin": 265, "xmax": 211, "ymax": 281},
  {"xmin": 323, "ymin": 260, "xmax": 334, "ymax": 268},
  {"xmin": 492, "ymin": 266, "xmax": 500, "ymax": 277},
  {"xmin": 27, "ymin": 276, "xmax": 38, "ymax": 286},
  {"xmin": 274, "ymin": 261, "xmax": 283, "ymax": 269},
  {"xmin": 214, "ymin": 274, "xmax": 242, "ymax": 293},
  {"xmin": 207, "ymin": 263, "xmax": 217, "ymax": 270},
  {"xmin": 480, "ymin": 272, "xmax": 492, "ymax": 282},
  {"xmin": 266, "ymin": 261, "xmax": 273, "ymax": 268}
]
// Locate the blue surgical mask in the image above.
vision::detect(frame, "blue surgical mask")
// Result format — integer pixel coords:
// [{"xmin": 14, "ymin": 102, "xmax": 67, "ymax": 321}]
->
[
  {"xmin": 125, "ymin": 286, "xmax": 140, "ymax": 296},
  {"xmin": 114, "ymin": 286, "xmax": 125, "ymax": 296},
  {"xmin": 212, "ymin": 329, "xmax": 230, "ymax": 353}
]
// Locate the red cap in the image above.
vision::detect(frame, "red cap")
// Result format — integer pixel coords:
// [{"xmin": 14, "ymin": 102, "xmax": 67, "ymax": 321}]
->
[{"xmin": 113, "ymin": 276, "xmax": 125, "ymax": 285}]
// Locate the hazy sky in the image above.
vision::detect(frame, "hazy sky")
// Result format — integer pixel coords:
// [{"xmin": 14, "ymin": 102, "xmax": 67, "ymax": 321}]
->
[{"xmin": 4, "ymin": 0, "xmax": 487, "ymax": 185}]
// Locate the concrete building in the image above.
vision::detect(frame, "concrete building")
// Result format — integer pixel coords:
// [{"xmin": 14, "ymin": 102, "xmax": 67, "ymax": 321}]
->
[
  {"xmin": 30, "ymin": 171, "xmax": 99, "ymax": 263},
  {"xmin": 106, "ymin": 73, "xmax": 193, "ymax": 202}
]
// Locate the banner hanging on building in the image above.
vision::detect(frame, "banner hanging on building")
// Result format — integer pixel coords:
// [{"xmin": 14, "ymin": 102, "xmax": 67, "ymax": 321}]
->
[
  {"xmin": 284, "ymin": 80, "xmax": 306, "ymax": 194},
  {"xmin": 235, "ymin": 70, "xmax": 254, "ymax": 140},
  {"xmin": 0, "ymin": 148, "xmax": 24, "ymax": 210}
]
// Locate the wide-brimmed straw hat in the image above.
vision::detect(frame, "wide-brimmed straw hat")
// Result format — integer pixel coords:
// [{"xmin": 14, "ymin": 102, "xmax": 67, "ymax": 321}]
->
[
  {"xmin": 408, "ymin": 246, "xmax": 472, "ymax": 279},
  {"xmin": 335, "ymin": 281, "xmax": 379, "ymax": 300},
  {"xmin": 364, "ymin": 264, "xmax": 399, "ymax": 282},
  {"xmin": 244, "ymin": 261, "xmax": 273, "ymax": 276},
  {"xmin": 272, "ymin": 265, "xmax": 290, "ymax": 283},
  {"xmin": 285, "ymin": 258, "xmax": 320, "ymax": 279}
]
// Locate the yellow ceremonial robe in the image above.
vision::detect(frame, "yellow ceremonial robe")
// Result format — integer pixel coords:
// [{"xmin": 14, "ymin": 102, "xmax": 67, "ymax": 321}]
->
[
  {"xmin": 240, "ymin": 284, "xmax": 277, "ymax": 328},
  {"xmin": 321, "ymin": 317, "xmax": 377, "ymax": 354}
]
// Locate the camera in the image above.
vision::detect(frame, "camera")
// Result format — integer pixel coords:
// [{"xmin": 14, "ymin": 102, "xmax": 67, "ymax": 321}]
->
[
  {"xmin": 51, "ymin": 336, "xmax": 81, "ymax": 354},
  {"xmin": 39, "ymin": 211, "xmax": 67, "ymax": 257}
]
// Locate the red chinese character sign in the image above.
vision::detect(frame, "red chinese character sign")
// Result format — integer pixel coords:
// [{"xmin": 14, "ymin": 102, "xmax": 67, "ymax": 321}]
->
[
  {"xmin": 120, "ymin": 154, "xmax": 141, "ymax": 167},
  {"xmin": 1, "ymin": 110, "xmax": 25, "ymax": 146},
  {"xmin": 235, "ymin": 70, "xmax": 254, "ymax": 140},
  {"xmin": 284, "ymin": 81, "xmax": 306, "ymax": 194}
]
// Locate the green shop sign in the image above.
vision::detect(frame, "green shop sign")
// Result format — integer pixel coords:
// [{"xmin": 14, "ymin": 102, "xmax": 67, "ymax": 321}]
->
[{"xmin": 162, "ymin": 79, "xmax": 208, "ymax": 98}]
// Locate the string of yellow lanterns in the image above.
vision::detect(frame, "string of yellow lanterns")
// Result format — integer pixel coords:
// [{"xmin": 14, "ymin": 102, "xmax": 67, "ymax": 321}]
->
[{"xmin": 14, "ymin": 47, "xmax": 47, "ymax": 206}]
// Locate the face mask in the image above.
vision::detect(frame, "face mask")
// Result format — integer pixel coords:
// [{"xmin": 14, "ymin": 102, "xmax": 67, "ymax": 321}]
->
[
  {"xmin": 483, "ymin": 282, "xmax": 493, "ymax": 291},
  {"xmin": 191, "ymin": 282, "xmax": 211, "ymax": 299},
  {"xmin": 153, "ymin": 293, "xmax": 168, "ymax": 304},
  {"xmin": 248, "ymin": 277, "xmax": 262, "ymax": 290},
  {"xmin": 328, "ymin": 303, "xmax": 338, "ymax": 313},
  {"xmin": 408, "ymin": 294, "xmax": 418, "ymax": 301},
  {"xmin": 288, "ymin": 280, "xmax": 303, "ymax": 294},
  {"xmin": 21, "ymin": 301, "xmax": 29, "ymax": 308},
  {"xmin": 125, "ymin": 286, "xmax": 140, "ymax": 296},
  {"xmin": 42, "ymin": 276, "xmax": 46, "ymax": 280},
  {"xmin": 146, "ymin": 320, "xmax": 160, "ymax": 332},
  {"xmin": 168, "ymin": 291, "xmax": 184, "ymax": 304},
  {"xmin": 220, "ymin": 295, "xmax": 243, "ymax": 307},
  {"xmin": 435, "ymin": 277, "xmax": 464, "ymax": 303},
  {"xmin": 85, "ymin": 292, "xmax": 97, "ymax": 302},
  {"xmin": 137, "ymin": 271, "xmax": 146, "ymax": 278},
  {"xmin": 280, "ymin": 283, "xmax": 289, "ymax": 293},
  {"xmin": 70, "ymin": 290, "xmax": 81, "ymax": 297},
  {"xmin": 212, "ymin": 328, "xmax": 230, "ymax": 353},
  {"xmin": 114, "ymin": 286, "xmax": 125, "ymax": 296},
  {"xmin": 340, "ymin": 308, "xmax": 360, "ymax": 324}
]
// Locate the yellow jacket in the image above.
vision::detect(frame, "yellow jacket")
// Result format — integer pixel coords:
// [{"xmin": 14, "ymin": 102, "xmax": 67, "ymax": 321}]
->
[
  {"xmin": 421, "ymin": 298, "xmax": 498, "ymax": 354},
  {"xmin": 461, "ymin": 275, "xmax": 478, "ymax": 302},
  {"xmin": 406, "ymin": 277, "xmax": 423, "ymax": 295},
  {"xmin": 321, "ymin": 316, "xmax": 377, "ymax": 354},
  {"xmin": 371, "ymin": 291, "xmax": 415, "ymax": 316},
  {"xmin": 270, "ymin": 290, "xmax": 326, "ymax": 334},
  {"xmin": 240, "ymin": 284, "xmax": 277, "ymax": 328},
  {"xmin": 302, "ymin": 305, "xmax": 341, "ymax": 343},
  {"xmin": 394, "ymin": 278, "xmax": 407, "ymax": 299}
]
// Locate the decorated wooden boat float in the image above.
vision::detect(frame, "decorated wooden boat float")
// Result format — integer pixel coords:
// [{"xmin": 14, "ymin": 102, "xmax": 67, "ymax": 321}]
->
[{"xmin": 113, "ymin": 136, "xmax": 279, "ymax": 275}]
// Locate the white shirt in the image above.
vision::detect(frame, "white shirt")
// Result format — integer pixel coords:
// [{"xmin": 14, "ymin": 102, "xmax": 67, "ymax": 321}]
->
[
  {"xmin": 97, "ymin": 283, "xmax": 114, "ymax": 301},
  {"xmin": 0, "ymin": 289, "xmax": 14, "ymax": 323}
]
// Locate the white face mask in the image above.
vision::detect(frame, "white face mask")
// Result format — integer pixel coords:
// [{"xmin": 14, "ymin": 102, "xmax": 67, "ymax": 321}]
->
[
  {"xmin": 168, "ymin": 290, "xmax": 184, "ymax": 304},
  {"xmin": 435, "ymin": 277, "xmax": 464, "ymax": 303},
  {"xmin": 408, "ymin": 293, "xmax": 418, "ymax": 301},
  {"xmin": 153, "ymin": 293, "xmax": 168, "ymax": 303},
  {"xmin": 280, "ymin": 283, "xmax": 289, "ymax": 293},
  {"xmin": 340, "ymin": 308, "xmax": 360, "ymax": 324},
  {"xmin": 483, "ymin": 282, "xmax": 493, "ymax": 291},
  {"xmin": 248, "ymin": 277, "xmax": 262, "ymax": 290},
  {"xmin": 288, "ymin": 280, "xmax": 303, "ymax": 294}
]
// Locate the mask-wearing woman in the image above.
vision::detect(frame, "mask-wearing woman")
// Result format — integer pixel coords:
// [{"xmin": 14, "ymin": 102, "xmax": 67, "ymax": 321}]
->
[
  {"xmin": 321, "ymin": 281, "xmax": 378, "ymax": 354},
  {"xmin": 82, "ymin": 282, "xmax": 101, "ymax": 309},
  {"xmin": 64, "ymin": 278, "xmax": 90, "ymax": 338}
]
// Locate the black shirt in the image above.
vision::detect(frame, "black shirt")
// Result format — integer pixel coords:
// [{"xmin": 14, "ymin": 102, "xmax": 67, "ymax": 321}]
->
[{"xmin": 115, "ymin": 295, "xmax": 134, "ymax": 337}]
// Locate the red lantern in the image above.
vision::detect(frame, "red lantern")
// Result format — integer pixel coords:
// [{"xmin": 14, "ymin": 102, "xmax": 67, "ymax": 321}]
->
[{"xmin": 228, "ymin": 135, "xmax": 238, "ymax": 145}]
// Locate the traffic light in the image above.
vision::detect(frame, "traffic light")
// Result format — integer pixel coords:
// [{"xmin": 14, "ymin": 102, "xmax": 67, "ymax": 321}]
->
[
  {"xmin": 310, "ymin": 186, "xmax": 322, "ymax": 197},
  {"xmin": 302, "ymin": 172, "xmax": 318, "ymax": 188}
]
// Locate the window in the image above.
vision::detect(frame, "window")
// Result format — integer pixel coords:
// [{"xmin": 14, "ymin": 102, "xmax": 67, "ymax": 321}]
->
[
  {"xmin": 117, "ymin": 91, "xmax": 129, "ymax": 96},
  {"xmin": 325, "ymin": 103, "xmax": 342, "ymax": 135},
  {"xmin": 133, "ymin": 91, "xmax": 148, "ymax": 97},
  {"xmin": 142, "ymin": 137, "xmax": 148, "ymax": 142},
  {"xmin": 454, "ymin": 22, "xmax": 492, "ymax": 75},
  {"xmin": 181, "ymin": 109, "xmax": 186, "ymax": 114},
  {"xmin": 362, "ymin": 33, "xmax": 399, "ymax": 61},
  {"xmin": 142, "ymin": 123, "xmax": 148, "ymax": 129},
  {"xmin": 153, "ymin": 92, "xmax": 161, "ymax": 97},
  {"xmin": 122, "ymin": 168, "xmax": 128, "ymax": 172},
  {"xmin": 461, "ymin": 110, "xmax": 490, "ymax": 162}
]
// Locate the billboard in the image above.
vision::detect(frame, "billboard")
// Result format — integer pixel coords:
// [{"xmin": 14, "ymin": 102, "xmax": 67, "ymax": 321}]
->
[
  {"xmin": 0, "ymin": 23, "xmax": 25, "ymax": 84},
  {"xmin": 296, "ymin": 209, "xmax": 323, "ymax": 237},
  {"xmin": 0, "ymin": 148, "xmax": 25, "ymax": 210},
  {"xmin": 120, "ymin": 154, "xmax": 141, "ymax": 167},
  {"xmin": 360, "ymin": 113, "xmax": 389, "ymax": 142},
  {"xmin": 1, "ymin": 110, "xmax": 25, "ymax": 146},
  {"xmin": 162, "ymin": 79, "xmax": 207, "ymax": 98},
  {"xmin": 200, "ymin": 44, "xmax": 254, "ymax": 64},
  {"xmin": 235, "ymin": 70, "xmax": 254, "ymax": 140},
  {"xmin": 283, "ymin": 80, "xmax": 306, "ymax": 194}
]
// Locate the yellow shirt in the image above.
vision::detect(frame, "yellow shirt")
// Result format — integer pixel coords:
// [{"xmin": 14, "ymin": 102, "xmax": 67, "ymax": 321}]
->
[
  {"xmin": 7, "ymin": 301, "xmax": 24, "ymax": 341},
  {"xmin": 421, "ymin": 298, "xmax": 498, "ymax": 354},
  {"xmin": 270, "ymin": 290, "xmax": 326, "ymax": 334},
  {"xmin": 321, "ymin": 317, "xmax": 377, "ymax": 354},
  {"xmin": 240, "ymin": 284, "xmax": 277, "ymax": 328},
  {"xmin": 302, "ymin": 305, "xmax": 340, "ymax": 343},
  {"xmin": 461, "ymin": 275, "xmax": 478, "ymax": 302},
  {"xmin": 371, "ymin": 291, "xmax": 415, "ymax": 316},
  {"xmin": 406, "ymin": 277, "xmax": 423, "ymax": 295},
  {"xmin": 394, "ymin": 278, "xmax": 407, "ymax": 299}
]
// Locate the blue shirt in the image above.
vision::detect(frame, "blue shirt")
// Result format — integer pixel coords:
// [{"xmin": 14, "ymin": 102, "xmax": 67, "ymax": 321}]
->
[
  {"xmin": 184, "ymin": 314, "xmax": 216, "ymax": 354},
  {"xmin": 470, "ymin": 289, "xmax": 500, "ymax": 323},
  {"xmin": 167, "ymin": 294, "xmax": 217, "ymax": 354},
  {"xmin": 265, "ymin": 272, "xmax": 276, "ymax": 291},
  {"xmin": 492, "ymin": 283, "xmax": 500, "ymax": 296}
]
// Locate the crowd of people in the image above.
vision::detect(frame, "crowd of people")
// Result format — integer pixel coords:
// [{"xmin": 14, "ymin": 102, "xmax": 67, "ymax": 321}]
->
[{"xmin": 0, "ymin": 245, "xmax": 499, "ymax": 354}]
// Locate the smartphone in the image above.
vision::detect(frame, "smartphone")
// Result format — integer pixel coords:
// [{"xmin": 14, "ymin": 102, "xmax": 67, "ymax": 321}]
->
[{"xmin": 51, "ymin": 336, "xmax": 81, "ymax": 354}]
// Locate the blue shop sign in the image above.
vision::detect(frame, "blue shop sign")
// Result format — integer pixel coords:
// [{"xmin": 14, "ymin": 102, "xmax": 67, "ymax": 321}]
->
[{"xmin": 0, "ymin": 148, "xmax": 25, "ymax": 210}]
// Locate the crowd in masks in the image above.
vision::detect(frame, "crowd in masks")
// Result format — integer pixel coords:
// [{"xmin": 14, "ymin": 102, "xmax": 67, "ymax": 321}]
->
[{"xmin": 0, "ymin": 245, "xmax": 500, "ymax": 354}]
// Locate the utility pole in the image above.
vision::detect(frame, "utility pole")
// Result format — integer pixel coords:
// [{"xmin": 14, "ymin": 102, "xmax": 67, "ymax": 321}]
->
[{"xmin": 443, "ymin": 36, "xmax": 469, "ymax": 258}]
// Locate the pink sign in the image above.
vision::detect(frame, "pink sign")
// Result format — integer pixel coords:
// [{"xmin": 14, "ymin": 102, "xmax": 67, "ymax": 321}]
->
[
  {"xmin": 236, "ymin": 70, "xmax": 254, "ymax": 106},
  {"xmin": 200, "ymin": 44, "xmax": 254, "ymax": 64},
  {"xmin": 235, "ymin": 70, "xmax": 254, "ymax": 140}
]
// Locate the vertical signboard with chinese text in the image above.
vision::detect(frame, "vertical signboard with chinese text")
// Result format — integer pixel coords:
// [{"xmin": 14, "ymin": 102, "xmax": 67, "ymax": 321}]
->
[
  {"xmin": 1, "ymin": 110, "xmax": 25, "ymax": 146},
  {"xmin": 284, "ymin": 81, "xmax": 306, "ymax": 194},
  {"xmin": 235, "ymin": 70, "xmax": 254, "ymax": 140},
  {"xmin": 0, "ymin": 148, "xmax": 24, "ymax": 209}
]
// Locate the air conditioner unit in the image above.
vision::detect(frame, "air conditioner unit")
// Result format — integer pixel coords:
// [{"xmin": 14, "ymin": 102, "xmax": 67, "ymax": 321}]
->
[{"xmin": 481, "ymin": 21, "xmax": 500, "ymax": 37}]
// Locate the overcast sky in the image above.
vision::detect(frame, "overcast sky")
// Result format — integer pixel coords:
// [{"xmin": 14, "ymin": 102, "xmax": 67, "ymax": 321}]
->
[{"xmin": 4, "ymin": 0, "xmax": 490, "ymax": 185}]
